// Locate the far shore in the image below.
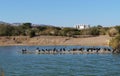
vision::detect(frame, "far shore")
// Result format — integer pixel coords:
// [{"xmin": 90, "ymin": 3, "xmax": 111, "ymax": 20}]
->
[{"xmin": 0, "ymin": 35, "xmax": 112, "ymax": 46}]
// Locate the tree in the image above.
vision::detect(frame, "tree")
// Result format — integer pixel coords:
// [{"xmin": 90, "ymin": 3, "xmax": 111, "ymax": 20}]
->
[
  {"xmin": 60, "ymin": 27, "xmax": 80, "ymax": 37},
  {"xmin": 89, "ymin": 27, "xmax": 100, "ymax": 36},
  {"xmin": 97, "ymin": 25, "xmax": 103, "ymax": 29},
  {"xmin": 17, "ymin": 23, "xmax": 32, "ymax": 36},
  {"xmin": 0, "ymin": 24, "xmax": 14, "ymax": 36},
  {"xmin": 29, "ymin": 30, "xmax": 35, "ymax": 38},
  {"xmin": 99, "ymin": 28, "xmax": 106, "ymax": 35},
  {"xmin": 37, "ymin": 26, "xmax": 47, "ymax": 31},
  {"xmin": 22, "ymin": 23, "xmax": 32, "ymax": 29}
]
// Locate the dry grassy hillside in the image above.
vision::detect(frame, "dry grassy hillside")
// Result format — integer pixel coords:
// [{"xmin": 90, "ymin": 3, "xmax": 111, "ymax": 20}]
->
[{"xmin": 0, "ymin": 35, "xmax": 112, "ymax": 46}]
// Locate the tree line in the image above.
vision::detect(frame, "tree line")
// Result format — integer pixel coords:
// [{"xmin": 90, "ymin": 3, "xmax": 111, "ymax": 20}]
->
[{"xmin": 0, "ymin": 23, "xmax": 112, "ymax": 37}]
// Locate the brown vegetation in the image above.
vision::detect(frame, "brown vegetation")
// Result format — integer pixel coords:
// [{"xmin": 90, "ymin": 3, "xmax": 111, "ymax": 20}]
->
[{"xmin": 0, "ymin": 35, "xmax": 111, "ymax": 46}]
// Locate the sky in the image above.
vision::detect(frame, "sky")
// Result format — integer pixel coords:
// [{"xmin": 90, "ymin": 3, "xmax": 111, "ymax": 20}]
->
[{"xmin": 0, "ymin": 0, "xmax": 120, "ymax": 27}]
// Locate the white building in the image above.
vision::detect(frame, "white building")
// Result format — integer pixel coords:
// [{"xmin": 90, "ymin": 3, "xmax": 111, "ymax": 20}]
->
[{"xmin": 74, "ymin": 24, "xmax": 90, "ymax": 30}]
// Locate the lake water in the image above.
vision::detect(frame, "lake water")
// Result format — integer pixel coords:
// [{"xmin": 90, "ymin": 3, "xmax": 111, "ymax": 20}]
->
[{"xmin": 0, "ymin": 46, "xmax": 120, "ymax": 76}]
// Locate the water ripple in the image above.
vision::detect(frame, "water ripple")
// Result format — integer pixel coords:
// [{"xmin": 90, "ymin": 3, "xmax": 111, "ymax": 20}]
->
[{"xmin": 0, "ymin": 46, "xmax": 120, "ymax": 76}]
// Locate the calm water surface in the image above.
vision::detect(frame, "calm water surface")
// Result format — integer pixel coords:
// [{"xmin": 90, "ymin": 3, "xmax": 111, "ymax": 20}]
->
[{"xmin": 0, "ymin": 46, "xmax": 120, "ymax": 76}]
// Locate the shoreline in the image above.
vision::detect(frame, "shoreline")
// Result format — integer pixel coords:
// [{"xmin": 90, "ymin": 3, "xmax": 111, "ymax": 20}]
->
[
  {"xmin": 0, "ymin": 44, "xmax": 110, "ymax": 47},
  {"xmin": 0, "ymin": 35, "xmax": 112, "ymax": 46}
]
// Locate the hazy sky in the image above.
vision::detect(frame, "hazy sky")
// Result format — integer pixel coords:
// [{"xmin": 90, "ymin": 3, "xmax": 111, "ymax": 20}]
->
[{"xmin": 0, "ymin": 0, "xmax": 120, "ymax": 27}]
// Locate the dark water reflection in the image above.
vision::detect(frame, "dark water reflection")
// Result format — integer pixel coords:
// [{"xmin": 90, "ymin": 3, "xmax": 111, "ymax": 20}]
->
[{"xmin": 0, "ymin": 46, "xmax": 120, "ymax": 76}]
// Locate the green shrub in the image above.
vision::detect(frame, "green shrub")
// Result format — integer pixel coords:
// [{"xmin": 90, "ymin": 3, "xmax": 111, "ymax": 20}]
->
[
  {"xmin": 89, "ymin": 27, "xmax": 100, "ymax": 36},
  {"xmin": 29, "ymin": 30, "xmax": 35, "ymax": 38}
]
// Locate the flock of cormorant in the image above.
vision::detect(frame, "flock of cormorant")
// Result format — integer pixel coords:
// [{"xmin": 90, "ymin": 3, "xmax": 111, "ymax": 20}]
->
[{"xmin": 21, "ymin": 47, "xmax": 113, "ymax": 54}]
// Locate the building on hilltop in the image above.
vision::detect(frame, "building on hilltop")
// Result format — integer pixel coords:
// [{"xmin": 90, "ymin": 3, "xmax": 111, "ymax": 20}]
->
[{"xmin": 74, "ymin": 24, "xmax": 90, "ymax": 30}]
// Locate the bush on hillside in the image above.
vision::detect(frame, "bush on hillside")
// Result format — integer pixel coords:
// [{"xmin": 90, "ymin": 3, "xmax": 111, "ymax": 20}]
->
[
  {"xmin": 115, "ymin": 25, "xmax": 120, "ymax": 34},
  {"xmin": 108, "ymin": 28, "xmax": 118, "ymax": 37},
  {"xmin": 29, "ymin": 30, "xmax": 35, "ymax": 38},
  {"xmin": 89, "ymin": 27, "xmax": 100, "ymax": 36}
]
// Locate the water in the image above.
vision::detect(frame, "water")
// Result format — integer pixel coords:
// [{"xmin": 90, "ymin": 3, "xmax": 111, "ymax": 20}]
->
[{"xmin": 0, "ymin": 46, "xmax": 120, "ymax": 76}]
